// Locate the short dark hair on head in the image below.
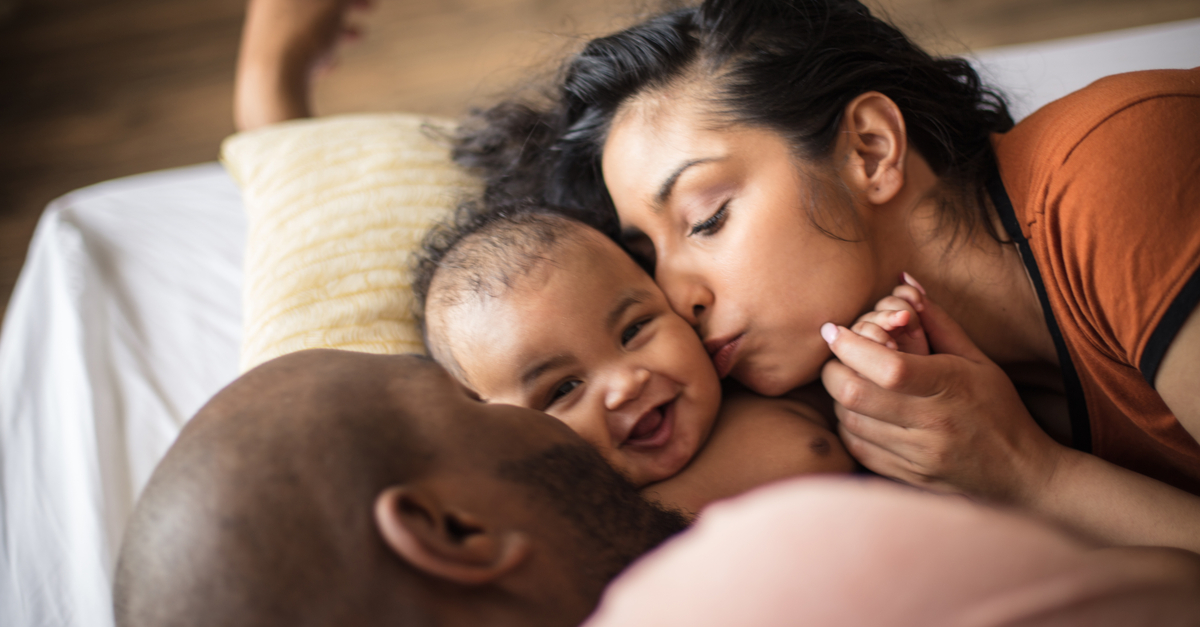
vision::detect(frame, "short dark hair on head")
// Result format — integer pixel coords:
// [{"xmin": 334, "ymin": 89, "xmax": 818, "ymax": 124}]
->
[
  {"xmin": 454, "ymin": 0, "xmax": 1013, "ymax": 241},
  {"xmin": 411, "ymin": 199, "xmax": 594, "ymax": 348}
]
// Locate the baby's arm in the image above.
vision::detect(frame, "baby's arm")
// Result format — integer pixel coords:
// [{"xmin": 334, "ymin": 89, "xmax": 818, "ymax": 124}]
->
[
  {"xmin": 850, "ymin": 273, "xmax": 930, "ymax": 355},
  {"xmin": 642, "ymin": 386, "xmax": 857, "ymax": 517},
  {"xmin": 235, "ymin": 0, "xmax": 371, "ymax": 131}
]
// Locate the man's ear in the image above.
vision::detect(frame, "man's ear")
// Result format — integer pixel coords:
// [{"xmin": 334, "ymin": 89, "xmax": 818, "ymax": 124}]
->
[
  {"xmin": 374, "ymin": 485, "xmax": 531, "ymax": 585},
  {"xmin": 836, "ymin": 92, "xmax": 907, "ymax": 206}
]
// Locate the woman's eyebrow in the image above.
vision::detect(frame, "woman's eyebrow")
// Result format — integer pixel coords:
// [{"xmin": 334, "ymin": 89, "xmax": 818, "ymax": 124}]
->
[{"xmin": 655, "ymin": 157, "xmax": 721, "ymax": 209}]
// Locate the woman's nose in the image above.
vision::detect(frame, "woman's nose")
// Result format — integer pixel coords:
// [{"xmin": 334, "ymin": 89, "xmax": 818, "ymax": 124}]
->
[
  {"xmin": 604, "ymin": 366, "xmax": 651, "ymax": 411},
  {"xmin": 656, "ymin": 261, "xmax": 713, "ymax": 327}
]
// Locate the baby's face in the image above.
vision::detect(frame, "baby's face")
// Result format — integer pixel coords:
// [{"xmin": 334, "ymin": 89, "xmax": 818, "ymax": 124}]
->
[{"xmin": 449, "ymin": 232, "xmax": 722, "ymax": 487}]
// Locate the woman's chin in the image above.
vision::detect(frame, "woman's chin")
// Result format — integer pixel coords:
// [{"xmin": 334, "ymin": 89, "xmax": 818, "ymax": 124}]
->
[
  {"xmin": 734, "ymin": 353, "xmax": 826, "ymax": 397},
  {"xmin": 736, "ymin": 367, "xmax": 800, "ymax": 397}
]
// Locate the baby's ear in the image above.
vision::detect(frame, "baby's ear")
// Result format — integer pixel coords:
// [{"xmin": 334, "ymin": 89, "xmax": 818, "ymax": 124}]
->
[
  {"xmin": 837, "ymin": 91, "xmax": 907, "ymax": 206},
  {"xmin": 374, "ymin": 485, "xmax": 530, "ymax": 585}
]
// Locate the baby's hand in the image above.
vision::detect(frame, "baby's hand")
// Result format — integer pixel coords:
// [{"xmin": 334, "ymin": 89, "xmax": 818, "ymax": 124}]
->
[
  {"xmin": 235, "ymin": 0, "xmax": 373, "ymax": 130},
  {"xmin": 850, "ymin": 273, "xmax": 930, "ymax": 355}
]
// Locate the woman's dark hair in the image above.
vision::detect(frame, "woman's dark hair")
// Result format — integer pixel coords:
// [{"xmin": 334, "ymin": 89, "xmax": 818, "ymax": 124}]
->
[{"xmin": 454, "ymin": 0, "xmax": 1013, "ymax": 241}]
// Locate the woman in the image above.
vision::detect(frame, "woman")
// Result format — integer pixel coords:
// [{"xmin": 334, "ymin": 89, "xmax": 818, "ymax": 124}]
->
[
  {"xmin": 236, "ymin": 0, "xmax": 1200, "ymax": 551},
  {"xmin": 458, "ymin": 0, "xmax": 1200, "ymax": 551}
]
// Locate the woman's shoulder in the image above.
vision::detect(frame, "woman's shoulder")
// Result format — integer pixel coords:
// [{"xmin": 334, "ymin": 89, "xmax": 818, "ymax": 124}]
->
[
  {"xmin": 992, "ymin": 67, "xmax": 1200, "ymax": 385},
  {"xmin": 994, "ymin": 68, "xmax": 1200, "ymax": 221},
  {"xmin": 995, "ymin": 68, "xmax": 1200, "ymax": 186}
]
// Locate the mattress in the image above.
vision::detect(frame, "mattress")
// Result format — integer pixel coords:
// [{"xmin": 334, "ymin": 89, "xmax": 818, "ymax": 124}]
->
[{"xmin": 0, "ymin": 18, "xmax": 1197, "ymax": 627}]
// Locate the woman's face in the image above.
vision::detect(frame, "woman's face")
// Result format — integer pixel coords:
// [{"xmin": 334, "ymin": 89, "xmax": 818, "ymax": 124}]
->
[{"xmin": 602, "ymin": 95, "xmax": 884, "ymax": 395}]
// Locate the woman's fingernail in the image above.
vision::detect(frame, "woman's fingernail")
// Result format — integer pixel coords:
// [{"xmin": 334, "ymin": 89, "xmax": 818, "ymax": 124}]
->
[
  {"xmin": 821, "ymin": 322, "xmax": 839, "ymax": 344},
  {"xmin": 902, "ymin": 272, "xmax": 927, "ymax": 296}
]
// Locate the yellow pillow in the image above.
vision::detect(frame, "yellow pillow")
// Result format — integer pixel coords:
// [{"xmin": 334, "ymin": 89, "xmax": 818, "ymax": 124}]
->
[{"xmin": 221, "ymin": 114, "xmax": 480, "ymax": 372}]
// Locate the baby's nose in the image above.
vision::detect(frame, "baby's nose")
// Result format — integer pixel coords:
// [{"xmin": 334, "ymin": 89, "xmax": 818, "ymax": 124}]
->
[{"xmin": 604, "ymin": 367, "xmax": 651, "ymax": 411}]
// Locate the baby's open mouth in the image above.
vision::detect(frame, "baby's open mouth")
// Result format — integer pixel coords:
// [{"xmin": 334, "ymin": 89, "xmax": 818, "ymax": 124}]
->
[{"xmin": 624, "ymin": 401, "xmax": 675, "ymax": 448}]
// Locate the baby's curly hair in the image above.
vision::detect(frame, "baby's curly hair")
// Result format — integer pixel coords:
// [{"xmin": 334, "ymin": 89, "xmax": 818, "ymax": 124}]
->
[{"xmin": 411, "ymin": 199, "xmax": 596, "ymax": 360}]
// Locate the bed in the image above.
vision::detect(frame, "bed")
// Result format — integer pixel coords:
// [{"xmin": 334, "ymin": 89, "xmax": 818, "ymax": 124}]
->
[{"xmin": 2, "ymin": 18, "xmax": 1198, "ymax": 627}]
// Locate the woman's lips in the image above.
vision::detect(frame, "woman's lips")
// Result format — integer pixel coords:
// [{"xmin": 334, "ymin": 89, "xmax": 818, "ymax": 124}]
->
[
  {"xmin": 624, "ymin": 401, "xmax": 675, "ymax": 448},
  {"xmin": 708, "ymin": 334, "xmax": 744, "ymax": 379}
]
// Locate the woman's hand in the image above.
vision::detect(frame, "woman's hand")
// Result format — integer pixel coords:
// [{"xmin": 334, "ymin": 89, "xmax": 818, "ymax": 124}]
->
[
  {"xmin": 235, "ymin": 0, "xmax": 373, "ymax": 131},
  {"xmin": 824, "ymin": 292, "xmax": 1200, "ymax": 552},
  {"xmin": 820, "ymin": 294, "xmax": 1064, "ymax": 505}
]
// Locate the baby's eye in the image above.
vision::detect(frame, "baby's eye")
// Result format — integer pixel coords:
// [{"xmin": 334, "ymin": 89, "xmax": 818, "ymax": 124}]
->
[
  {"xmin": 622, "ymin": 320, "xmax": 647, "ymax": 346},
  {"xmin": 689, "ymin": 202, "xmax": 729, "ymax": 237},
  {"xmin": 549, "ymin": 379, "xmax": 581, "ymax": 405}
]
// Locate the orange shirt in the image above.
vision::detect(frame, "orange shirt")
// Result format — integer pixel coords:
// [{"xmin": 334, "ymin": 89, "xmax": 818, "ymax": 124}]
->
[{"xmin": 993, "ymin": 68, "xmax": 1200, "ymax": 494}]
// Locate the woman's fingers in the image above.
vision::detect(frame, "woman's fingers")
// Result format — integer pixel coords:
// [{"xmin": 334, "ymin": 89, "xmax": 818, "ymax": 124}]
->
[
  {"xmin": 836, "ymin": 422, "xmax": 922, "ymax": 482},
  {"xmin": 821, "ymin": 324, "xmax": 949, "ymax": 398},
  {"xmin": 916, "ymin": 294, "xmax": 987, "ymax": 361},
  {"xmin": 820, "ymin": 355, "xmax": 933, "ymax": 433},
  {"xmin": 833, "ymin": 400, "xmax": 911, "ymax": 448}
]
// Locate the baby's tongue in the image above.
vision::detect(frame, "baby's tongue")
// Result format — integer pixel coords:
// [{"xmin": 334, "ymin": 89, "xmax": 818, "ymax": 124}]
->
[{"xmin": 630, "ymin": 407, "xmax": 663, "ymax": 439}]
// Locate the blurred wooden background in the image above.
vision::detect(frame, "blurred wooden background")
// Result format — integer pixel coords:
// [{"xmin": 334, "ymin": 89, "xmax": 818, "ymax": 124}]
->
[{"xmin": 1, "ymin": 0, "xmax": 1198, "ymax": 319}]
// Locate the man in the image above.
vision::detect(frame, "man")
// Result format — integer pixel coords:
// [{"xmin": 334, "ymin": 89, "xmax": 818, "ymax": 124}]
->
[
  {"xmin": 113, "ymin": 350, "xmax": 686, "ymax": 627},
  {"xmin": 115, "ymin": 350, "xmax": 1200, "ymax": 626}
]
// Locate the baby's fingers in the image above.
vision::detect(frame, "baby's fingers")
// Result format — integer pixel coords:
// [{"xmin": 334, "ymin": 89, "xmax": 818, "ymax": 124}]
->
[
  {"xmin": 890, "ymin": 283, "xmax": 925, "ymax": 312},
  {"xmin": 850, "ymin": 320, "xmax": 898, "ymax": 350},
  {"xmin": 858, "ymin": 307, "xmax": 912, "ymax": 333}
]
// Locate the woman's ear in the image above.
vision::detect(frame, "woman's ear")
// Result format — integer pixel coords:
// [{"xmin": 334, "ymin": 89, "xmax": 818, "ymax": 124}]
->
[
  {"xmin": 837, "ymin": 92, "xmax": 907, "ymax": 206},
  {"xmin": 374, "ymin": 485, "xmax": 531, "ymax": 585}
]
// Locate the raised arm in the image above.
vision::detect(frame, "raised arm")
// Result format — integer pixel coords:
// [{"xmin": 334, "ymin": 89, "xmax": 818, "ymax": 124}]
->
[
  {"xmin": 234, "ymin": 0, "xmax": 371, "ymax": 131},
  {"xmin": 1156, "ymin": 304, "xmax": 1200, "ymax": 445},
  {"xmin": 821, "ymin": 296, "xmax": 1200, "ymax": 554}
]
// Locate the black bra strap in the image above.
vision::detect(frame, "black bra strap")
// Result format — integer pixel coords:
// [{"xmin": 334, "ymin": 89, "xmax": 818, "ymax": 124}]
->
[{"xmin": 987, "ymin": 167, "xmax": 1092, "ymax": 453}]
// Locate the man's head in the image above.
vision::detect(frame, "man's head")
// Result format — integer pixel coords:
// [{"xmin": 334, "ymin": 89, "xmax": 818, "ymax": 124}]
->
[{"xmin": 114, "ymin": 350, "xmax": 686, "ymax": 627}]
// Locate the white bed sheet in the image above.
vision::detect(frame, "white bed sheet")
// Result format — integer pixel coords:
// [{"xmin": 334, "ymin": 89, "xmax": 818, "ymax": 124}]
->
[
  {"xmin": 970, "ymin": 17, "xmax": 1200, "ymax": 120},
  {"xmin": 0, "ymin": 18, "xmax": 1197, "ymax": 627},
  {"xmin": 0, "ymin": 164, "xmax": 244, "ymax": 627}
]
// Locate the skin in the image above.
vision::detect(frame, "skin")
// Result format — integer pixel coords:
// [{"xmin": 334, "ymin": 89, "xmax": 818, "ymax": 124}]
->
[
  {"xmin": 236, "ymin": 0, "xmax": 856, "ymax": 517},
  {"xmin": 1157, "ymin": 304, "xmax": 1200, "ymax": 444},
  {"xmin": 235, "ymin": 0, "xmax": 370, "ymax": 131},
  {"xmin": 115, "ymin": 350, "xmax": 686, "ymax": 627},
  {"xmin": 643, "ymin": 388, "xmax": 857, "ymax": 515},
  {"xmin": 433, "ymin": 225, "xmax": 723, "ymax": 488},
  {"xmin": 234, "ymin": 0, "xmax": 1200, "ymax": 551},
  {"xmin": 429, "ymin": 221, "xmax": 856, "ymax": 512},
  {"xmin": 602, "ymin": 86, "xmax": 1050, "ymax": 397},
  {"xmin": 602, "ymin": 80, "xmax": 1200, "ymax": 553}
]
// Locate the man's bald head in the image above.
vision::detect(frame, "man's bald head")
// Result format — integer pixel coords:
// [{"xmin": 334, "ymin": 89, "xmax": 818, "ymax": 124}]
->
[
  {"xmin": 114, "ymin": 350, "xmax": 686, "ymax": 627},
  {"xmin": 114, "ymin": 351, "xmax": 442, "ymax": 626}
]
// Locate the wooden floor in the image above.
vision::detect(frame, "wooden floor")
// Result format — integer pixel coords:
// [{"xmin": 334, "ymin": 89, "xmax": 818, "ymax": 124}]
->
[{"xmin": 2, "ymin": 0, "xmax": 1198, "ymax": 319}]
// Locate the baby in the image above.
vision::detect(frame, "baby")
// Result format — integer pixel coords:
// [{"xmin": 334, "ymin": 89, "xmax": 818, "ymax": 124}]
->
[
  {"xmin": 414, "ymin": 206, "xmax": 859, "ymax": 515},
  {"xmin": 232, "ymin": 0, "xmax": 922, "ymax": 515}
]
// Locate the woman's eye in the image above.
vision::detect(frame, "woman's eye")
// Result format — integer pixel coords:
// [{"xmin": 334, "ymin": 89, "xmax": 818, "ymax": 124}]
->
[
  {"xmin": 689, "ymin": 202, "xmax": 729, "ymax": 236},
  {"xmin": 549, "ymin": 379, "xmax": 581, "ymax": 405},
  {"xmin": 622, "ymin": 320, "xmax": 647, "ymax": 345}
]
